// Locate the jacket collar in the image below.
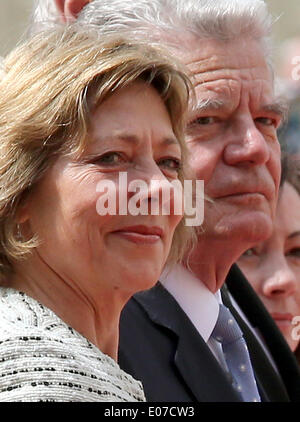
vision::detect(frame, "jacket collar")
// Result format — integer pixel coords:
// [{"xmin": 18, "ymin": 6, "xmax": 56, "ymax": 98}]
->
[{"xmin": 134, "ymin": 283, "xmax": 242, "ymax": 402}]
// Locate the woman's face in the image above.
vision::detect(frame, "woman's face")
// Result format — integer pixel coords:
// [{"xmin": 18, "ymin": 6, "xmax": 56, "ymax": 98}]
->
[
  {"xmin": 238, "ymin": 182, "xmax": 300, "ymax": 351},
  {"xmin": 22, "ymin": 82, "xmax": 183, "ymax": 297}
]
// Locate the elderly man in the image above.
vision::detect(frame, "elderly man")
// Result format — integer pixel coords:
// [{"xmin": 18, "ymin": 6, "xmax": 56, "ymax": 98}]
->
[{"xmin": 33, "ymin": 0, "xmax": 300, "ymax": 402}]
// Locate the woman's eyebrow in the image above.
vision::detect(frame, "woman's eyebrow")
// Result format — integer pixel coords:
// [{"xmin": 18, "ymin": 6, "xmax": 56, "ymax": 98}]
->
[
  {"xmin": 288, "ymin": 231, "xmax": 300, "ymax": 240},
  {"xmin": 95, "ymin": 133, "xmax": 179, "ymax": 146}
]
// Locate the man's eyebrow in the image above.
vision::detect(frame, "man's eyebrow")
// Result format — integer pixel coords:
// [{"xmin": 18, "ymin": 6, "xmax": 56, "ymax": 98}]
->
[
  {"xmin": 261, "ymin": 100, "xmax": 289, "ymax": 123},
  {"xmin": 190, "ymin": 98, "xmax": 289, "ymax": 120},
  {"xmin": 191, "ymin": 98, "xmax": 227, "ymax": 114}
]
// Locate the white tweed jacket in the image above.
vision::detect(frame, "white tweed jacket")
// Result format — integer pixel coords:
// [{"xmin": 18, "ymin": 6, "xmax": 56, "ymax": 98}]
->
[{"xmin": 0, "ymin": 287, "xmax": 145, "ymax": 402}]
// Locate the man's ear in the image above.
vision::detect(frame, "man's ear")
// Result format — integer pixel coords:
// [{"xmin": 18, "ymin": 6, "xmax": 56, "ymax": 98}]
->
[
  {"xmin": 54, "ymin": 0, "xmax": 91, "ymax": 22},
  {"xmin": 53, "ymin": 0, "xmax": 67, "ymax": 20}
]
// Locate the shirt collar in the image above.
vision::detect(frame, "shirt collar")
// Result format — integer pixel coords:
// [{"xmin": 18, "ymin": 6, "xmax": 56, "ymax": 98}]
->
[{"xmin": 160, "ymin": 264, "xmax": 221, "ymax": 342}]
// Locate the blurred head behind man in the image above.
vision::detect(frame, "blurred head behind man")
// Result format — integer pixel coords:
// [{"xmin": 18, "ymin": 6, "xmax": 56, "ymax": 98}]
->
[{"xmin": 31, "ymin": 0, "xmax": 284, "ymax": 292}]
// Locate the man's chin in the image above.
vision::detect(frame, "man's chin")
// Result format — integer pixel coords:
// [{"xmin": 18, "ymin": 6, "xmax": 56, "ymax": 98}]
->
[{"xmin": 203, "ymin": 212, "xmax": 274, "ymax": 244}]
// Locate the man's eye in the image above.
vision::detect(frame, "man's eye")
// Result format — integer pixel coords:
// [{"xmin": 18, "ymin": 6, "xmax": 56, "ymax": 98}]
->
[
  {"xmin": 255, "ymin": 117, "xmax": 276, "ymax": 127},
  {"xmin": 190, "ymin": 116, "xmax": 217, "ymax": 126}
]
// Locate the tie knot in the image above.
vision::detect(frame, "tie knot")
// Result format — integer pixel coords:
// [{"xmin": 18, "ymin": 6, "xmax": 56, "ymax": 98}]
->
[{"xmin": 212, "ymin": 304, "xmax": 243, "ymax": 345}]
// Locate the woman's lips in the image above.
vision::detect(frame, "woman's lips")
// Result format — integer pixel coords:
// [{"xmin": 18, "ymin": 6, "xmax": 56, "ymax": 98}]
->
[
  {"xmin": 271, "ymin": 312, "xmax": 294, "ymax": 326},
  {"xmin": 112, "ymin": 225, "xmax": 163, "ymax": 245}
]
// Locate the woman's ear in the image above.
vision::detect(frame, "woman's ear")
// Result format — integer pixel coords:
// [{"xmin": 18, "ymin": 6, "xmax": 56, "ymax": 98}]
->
[
  {"xmin": 54, "ymin": 0, "xmax": 91, "ymax": 22},
  {"xmin": 16, "ymin": 203, "xmax": 31, "ymax": 225}
]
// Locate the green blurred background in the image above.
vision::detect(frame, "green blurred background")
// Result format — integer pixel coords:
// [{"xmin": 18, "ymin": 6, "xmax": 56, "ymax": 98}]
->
[
  {"xmin": 0, "ymin": 0, "xmax": 299, "ymax": 76},
  {"xmin": 0, "ymin": 1, "xmax": 299, "ymax": 53}
]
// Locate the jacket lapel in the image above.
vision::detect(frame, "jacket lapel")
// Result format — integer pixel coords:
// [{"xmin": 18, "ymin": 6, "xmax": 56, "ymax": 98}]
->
[
  {"xmin": 135, "ymin": 282, "xmax": 242, "ymax": 402},
  {"xmin": 225, "ymin": 264, "xmax": 300, "ymax": 401},
  {"xmin": 221, "ymin": 284, "xmax": 289, "ymax": 402}
]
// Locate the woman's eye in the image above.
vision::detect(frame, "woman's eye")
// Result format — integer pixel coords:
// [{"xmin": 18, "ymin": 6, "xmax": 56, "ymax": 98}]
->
[
  {"xmin": 287, "ymin": 248, "xmax": 300, "ymax": 258},
  {"xmin": 242, "ymin": 248, "xmax": 256, "ymax": 257},
  {"xmin": 158, "ymin": 157, "xmax": 181, "ymax": 173},
  {"xmin": 95, "ymin": 152, "xmax": 126, "ymax": 166}
]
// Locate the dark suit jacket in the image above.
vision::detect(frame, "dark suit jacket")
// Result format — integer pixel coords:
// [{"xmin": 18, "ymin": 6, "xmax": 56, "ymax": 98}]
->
[{"xmin": 118, "ymin": 264, "xmax": 300, "ymax": 402}]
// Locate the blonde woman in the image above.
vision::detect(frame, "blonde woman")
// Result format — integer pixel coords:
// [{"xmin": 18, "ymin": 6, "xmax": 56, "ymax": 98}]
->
[{"xmin": 0, "ymin": 26, "xmax": 194, "ymax": 402}]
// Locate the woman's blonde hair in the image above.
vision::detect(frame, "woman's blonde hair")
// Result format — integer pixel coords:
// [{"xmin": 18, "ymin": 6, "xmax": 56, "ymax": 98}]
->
[{"xmin": 0, "ymin": 24, "xmax": 196, "ymax": 282}]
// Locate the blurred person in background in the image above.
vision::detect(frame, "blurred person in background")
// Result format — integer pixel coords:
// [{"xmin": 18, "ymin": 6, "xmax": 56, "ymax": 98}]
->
[{"xmin": 238, "ymin": 157, "xmax": 300, "ymax": 365}]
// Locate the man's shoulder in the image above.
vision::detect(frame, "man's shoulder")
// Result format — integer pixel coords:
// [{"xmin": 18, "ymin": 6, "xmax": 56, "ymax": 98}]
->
[
  {"xmin": 123, "ymin": 282, "xmax": 187, "ymax": 322},
  {"xmin": 121, "ymin": 282, "xmax": 205, "ymax": 342}
]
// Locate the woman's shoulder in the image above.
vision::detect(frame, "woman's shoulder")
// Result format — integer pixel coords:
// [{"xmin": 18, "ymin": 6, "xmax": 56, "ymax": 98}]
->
[
  {"xmin": 0, "ymin": 287, "xmax": 145, "ymax": 402},
  {"xmin": 0, "ymin": 287, "xmax": 57, "ymax": 330},
  {"xmin": 0, "ymin": 287, "xmax": 71, "ymax": 343}
]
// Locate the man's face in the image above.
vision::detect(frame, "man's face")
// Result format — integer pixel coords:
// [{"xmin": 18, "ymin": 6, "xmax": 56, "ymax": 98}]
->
[{"xmin": 177, "ymin": 36, "xmax": 282, "ymax": 245}]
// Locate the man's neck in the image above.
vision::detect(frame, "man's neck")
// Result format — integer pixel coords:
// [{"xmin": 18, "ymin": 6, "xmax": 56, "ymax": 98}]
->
[{"xmin": 187, "ymin": 237, "xmax": 248, "ymax": 293}]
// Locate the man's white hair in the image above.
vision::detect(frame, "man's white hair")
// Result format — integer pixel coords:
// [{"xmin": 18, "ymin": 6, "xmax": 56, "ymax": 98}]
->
[
  {"xmin": 31, "ymin": 0, "xmax": 273, "ymax": 54},
  {"xmin": 31, "ymin": 0, "xmax": 58, "ymax": 26}
]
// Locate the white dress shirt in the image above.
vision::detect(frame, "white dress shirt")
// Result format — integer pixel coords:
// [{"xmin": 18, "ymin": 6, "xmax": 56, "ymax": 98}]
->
[
  {"xmin": 160, "ymin": 264, "xmax": 278, "ymax": 374},
  {"xmin": 160, "ymin": 264, "xmax": 229, "ymax": 370}
]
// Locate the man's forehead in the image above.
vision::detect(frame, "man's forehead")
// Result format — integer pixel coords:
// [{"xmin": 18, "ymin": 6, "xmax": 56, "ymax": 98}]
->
[
  {"xmin": 174, "ymin": 36, "xmax": 279, "ymax": 111},
  {"xmin": 190, "ymin": 81, "xmax": 276, "ymax": 108},
  {"xmin": 175, "ymin": 36, "xmax": 271, "ymax": 81},
  {"xmin": 177, "ymin": 34, "xmax": 265, "ymax": 62}
]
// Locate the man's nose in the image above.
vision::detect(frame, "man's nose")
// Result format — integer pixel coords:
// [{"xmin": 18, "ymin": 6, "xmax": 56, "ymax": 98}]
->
[
  {"xmin": 223, "ymin": 116, "xmax": 270, "ymax": 166},
  {"xmin": 261, "ymin": 258, "xmax": 297, "ymax": 299}
]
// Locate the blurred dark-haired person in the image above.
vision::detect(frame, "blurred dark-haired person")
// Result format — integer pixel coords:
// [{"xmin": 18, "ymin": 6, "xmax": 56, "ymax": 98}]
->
[{"xmin": 238, "ymin": 159, "xmax": 300, "ymax": 365}]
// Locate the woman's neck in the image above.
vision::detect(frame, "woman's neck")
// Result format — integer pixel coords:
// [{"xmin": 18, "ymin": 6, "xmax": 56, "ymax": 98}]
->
[{"xmin": 9, "ymin": 253, "xmax": 126, "ymax": 361}]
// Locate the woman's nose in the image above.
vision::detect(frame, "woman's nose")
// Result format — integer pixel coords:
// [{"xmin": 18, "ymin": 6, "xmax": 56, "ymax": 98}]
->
[
  {"xmin": 127, "ymin": 162, "xmax": 182, "ymax": 216},
  {"xmin": 261, "ymin": 259, "xmax": 297, "ymax": 299}
]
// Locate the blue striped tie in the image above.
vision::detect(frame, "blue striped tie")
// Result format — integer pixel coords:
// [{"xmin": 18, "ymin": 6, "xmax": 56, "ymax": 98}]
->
[{"xmin": 212, "ymin": 304, "xmax": 261, "ymax": 402}]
